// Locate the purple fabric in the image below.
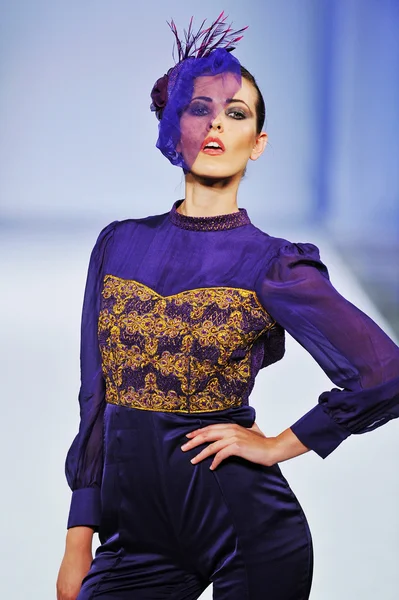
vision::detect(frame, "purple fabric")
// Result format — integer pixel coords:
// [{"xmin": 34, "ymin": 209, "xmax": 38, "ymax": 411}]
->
[
  {"xmin": 67, "ymin": 487, "xmax": 102, "ymax": 530},
  {"xmin": 65, "ymin": 221, "xmax": 116, "ymax": 531},
  {"xmin": 258, "ymin": 242, "xmax": 399, "ymax": 457},
  {"xmin": 75, "ymin": 403, "xmax": 313, "ymax": 599},
  {"xmin": 155, "ymin": 48, "xmax": 242, "ymax": 170},
  {"xmin": 65, "ymin": 201, "xmax": 399, "ymax": 529}
]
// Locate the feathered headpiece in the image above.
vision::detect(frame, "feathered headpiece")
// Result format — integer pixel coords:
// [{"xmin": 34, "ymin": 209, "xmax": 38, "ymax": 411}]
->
[
  {"xmin": 150, "ymin": 12, "xmax": 248, "ymax": 171},
  {"xmin": 169, "ymin": 12, "xmax": 248, "ymax": 61},
  {"xmin": 150, "ymin": 12, "xmax": 248, "ymax": 120}
]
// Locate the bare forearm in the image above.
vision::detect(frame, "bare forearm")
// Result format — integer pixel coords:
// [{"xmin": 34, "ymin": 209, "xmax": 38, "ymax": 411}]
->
[
  {"xmin": 65, "ymin": 526, "xmax": 94, "ymax": 553},
  {"xmin": 268, "ymin": 427, "xmax": 310, "ymax": 465}
]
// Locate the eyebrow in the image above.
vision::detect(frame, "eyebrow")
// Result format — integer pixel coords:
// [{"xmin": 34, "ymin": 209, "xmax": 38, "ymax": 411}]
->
[{"xmin": 191, "ymin": 96, "xmax": 252, "ymax": 112}]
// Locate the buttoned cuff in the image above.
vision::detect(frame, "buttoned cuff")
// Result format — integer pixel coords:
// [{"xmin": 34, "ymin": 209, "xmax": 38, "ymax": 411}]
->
[
  {"xmin": 67, "ymin": 487, "xmax": 101, "ymax": 531},
  {"xmin": 291, "ymin": 404, "xmax": 351, "ymax": 459}
]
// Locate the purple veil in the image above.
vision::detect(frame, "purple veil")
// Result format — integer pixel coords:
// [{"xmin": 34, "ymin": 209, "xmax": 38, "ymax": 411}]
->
[{"xmin": 150, "ymin": 13, "xmax": 248, "ymax": 171}]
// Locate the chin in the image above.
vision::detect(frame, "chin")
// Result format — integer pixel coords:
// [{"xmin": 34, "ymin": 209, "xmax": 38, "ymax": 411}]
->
[{"xmin": 189, "ymin": 159, "xmax": 240, "ymax": 180}]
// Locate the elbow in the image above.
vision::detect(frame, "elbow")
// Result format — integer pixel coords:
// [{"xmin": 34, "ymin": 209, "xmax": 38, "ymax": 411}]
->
[{"xmin": 360, "ymin": 357, "xmax": 399, "ymax": 388}]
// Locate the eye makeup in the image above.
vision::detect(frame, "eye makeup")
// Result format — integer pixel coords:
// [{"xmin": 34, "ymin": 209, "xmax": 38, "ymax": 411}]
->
[{"xmin": 185, "ymin": 101, "xmax": 250, "ymax": 120}]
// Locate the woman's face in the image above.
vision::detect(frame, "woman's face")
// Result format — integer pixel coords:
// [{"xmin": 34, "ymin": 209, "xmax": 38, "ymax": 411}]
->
[{"xmin": 177, "ymin": 72, "xmax": 267, "ymax": 177}]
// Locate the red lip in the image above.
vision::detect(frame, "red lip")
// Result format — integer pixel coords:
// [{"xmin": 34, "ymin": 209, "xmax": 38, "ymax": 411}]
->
[{"xmin": 200, "ymin": 136, "xmax": 225, "ymax": 152}]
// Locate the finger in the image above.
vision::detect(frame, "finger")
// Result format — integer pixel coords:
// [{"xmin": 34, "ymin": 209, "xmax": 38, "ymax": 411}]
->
[
  {"xmin": 210, "ymin": 444, "xmax": 239, "ymax": 470},
  {"xmin": 182, "ymin": 431, "xmax": 239, "ymax": 451},
  {"xmin": 185, "ymin": 423, "xmax": 239, "ymax": 438},
  {"xmin": 182, "ymin": 432, "xmax": 223, "ymax": 450},
  {"xmin": 190, "ymin": 439, "xmax": 231, "ymax": 464}
]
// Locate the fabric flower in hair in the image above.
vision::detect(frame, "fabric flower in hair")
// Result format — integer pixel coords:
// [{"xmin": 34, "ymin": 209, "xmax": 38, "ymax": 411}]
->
[{"xmin": 150, "ymin": 68, "xmax": 174, "ymax": 121}]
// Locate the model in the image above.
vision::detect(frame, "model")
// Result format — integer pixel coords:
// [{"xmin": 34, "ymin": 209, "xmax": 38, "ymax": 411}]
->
[{"xmin": 56, "ymin": 13, "xmax": 399, "ymax": 600}]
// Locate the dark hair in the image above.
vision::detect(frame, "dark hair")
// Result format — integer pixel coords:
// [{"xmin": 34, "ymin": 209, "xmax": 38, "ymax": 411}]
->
[{"xmin": 240, "ymin": 65, "xmax": 266, "ymax": 134}]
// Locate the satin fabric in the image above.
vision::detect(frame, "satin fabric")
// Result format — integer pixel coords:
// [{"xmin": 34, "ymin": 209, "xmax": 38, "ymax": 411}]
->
[{"xmin": 77, "ymin": 404, "xmax": 313, "ymax": 599}]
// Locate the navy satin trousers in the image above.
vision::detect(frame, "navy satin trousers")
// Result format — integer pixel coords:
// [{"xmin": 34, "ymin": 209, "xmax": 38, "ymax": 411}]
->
[{"xmin": 77, "ymin": 404, "xmax": 313, "ymax": 599}]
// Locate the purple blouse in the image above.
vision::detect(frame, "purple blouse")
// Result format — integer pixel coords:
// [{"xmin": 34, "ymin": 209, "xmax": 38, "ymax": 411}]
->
[{"xmin": 65, "ymin": 200, "xmax": 399, "ymax": 530}]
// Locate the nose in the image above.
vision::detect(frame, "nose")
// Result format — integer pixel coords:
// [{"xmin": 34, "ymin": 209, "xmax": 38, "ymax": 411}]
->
[{"xmin": 209, "ymin": 111, "xmax": 223, "ymax": 132}]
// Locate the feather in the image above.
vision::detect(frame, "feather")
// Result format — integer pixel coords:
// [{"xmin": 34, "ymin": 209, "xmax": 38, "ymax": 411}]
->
[{"xmin": 166, "ymin": 11, "xmax": 248, "ymax": 63}]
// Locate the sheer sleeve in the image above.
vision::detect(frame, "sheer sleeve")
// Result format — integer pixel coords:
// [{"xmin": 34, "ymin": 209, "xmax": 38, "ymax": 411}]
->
[
  {"xmin": 65, "ymin": 221, "xmax": 117, "ymax": 530},
  {"xmin": 258, "ymin": 242, "xmax": 399, "ymax": 459}
]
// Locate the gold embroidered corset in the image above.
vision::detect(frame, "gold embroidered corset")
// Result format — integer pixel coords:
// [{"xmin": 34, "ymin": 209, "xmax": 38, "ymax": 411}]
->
[{"xmin": 98, "ymin": 275, "xmax": 280, "ymax": 413}]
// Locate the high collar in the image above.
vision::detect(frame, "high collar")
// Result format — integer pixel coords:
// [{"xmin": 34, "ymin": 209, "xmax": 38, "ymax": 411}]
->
[{"xmin": 169, "ymin": 200, "xmax": 251, "ymax": 232}]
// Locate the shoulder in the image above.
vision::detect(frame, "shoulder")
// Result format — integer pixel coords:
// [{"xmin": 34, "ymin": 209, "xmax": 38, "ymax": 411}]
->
[
  {"xmin": 247, "ymin": 224, "xmax": 286, "ymax": 252},
  {"xmin": 120, "ymin": 211, "xmax": 169, "ymax": 229},
  {"xmin": 247, "ymin": 223, "xmax": 330, "ymax": 297},
  {"xmin": 97, "ymin": 210, "xmax": 169, "ymax": 241},
  {"xmin": 259, "ymin": 236, "xmax": 329, "ymax": 288},
  {"xmin": 114, "ymin": 211, "xmax": 169, "ymax": 234},
  {"xmin": 246, "ymin": 223, "xmax": 321, "ymax": 264}
]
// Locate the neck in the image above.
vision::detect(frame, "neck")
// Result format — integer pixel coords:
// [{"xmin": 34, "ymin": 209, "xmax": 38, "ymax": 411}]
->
[{"xmin": 178, "ymin": 171, "xmax": 242, "ymax": 217}]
